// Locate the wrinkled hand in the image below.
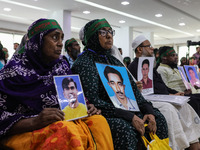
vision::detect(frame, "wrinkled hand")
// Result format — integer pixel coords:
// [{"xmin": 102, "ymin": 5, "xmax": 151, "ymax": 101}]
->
[
  {"xmin": 136, "ymin": 81, "xmax": 143, "ymax": 92},
  {"xmin": 87, "ymin": 104, "xmax": 101, "ymax": 116},
  {"xmin": 132, "ymin": 115, "xmax": 145, "ymax": 136},
  {"xmin": 143, "ymin": 114, "xmax": 157, "ymax": 134},
  {"xmin": 32, "ymin": 108, "xmax": 64, "ymax": 129}
]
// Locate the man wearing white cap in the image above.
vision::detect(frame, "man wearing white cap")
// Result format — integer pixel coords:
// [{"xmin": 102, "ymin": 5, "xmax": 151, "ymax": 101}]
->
[
  {"xmin": 128, "ymin": 35, "xmax": 179, "ymax": 95},
  {"xmin": 128, "ymin": 35, "xmax": 200, "ymax": 150}
]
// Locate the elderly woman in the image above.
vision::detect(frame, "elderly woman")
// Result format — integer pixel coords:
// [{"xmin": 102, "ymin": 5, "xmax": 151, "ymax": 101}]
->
[
  {"xmin": 72, "ymin": 18, "xmax": 169, "ymax": 149},
  {"xmin": 0, "ymin": 18, "xmax": 113, "ymax": 150}
]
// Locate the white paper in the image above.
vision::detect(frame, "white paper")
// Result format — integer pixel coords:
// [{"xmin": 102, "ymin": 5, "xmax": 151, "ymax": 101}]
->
[{"xmin": 143, "ymin": 94, "xmax": 190, "ymax": 106}]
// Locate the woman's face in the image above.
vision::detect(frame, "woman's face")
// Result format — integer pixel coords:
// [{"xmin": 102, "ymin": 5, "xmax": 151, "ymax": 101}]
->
[
  {"xmin": 42, "ymin": 29, "xmax": 64, "ymax": 63},
  {"xmin": 98, "ymin": 27, "xmax": 113, "ymax": 50}
]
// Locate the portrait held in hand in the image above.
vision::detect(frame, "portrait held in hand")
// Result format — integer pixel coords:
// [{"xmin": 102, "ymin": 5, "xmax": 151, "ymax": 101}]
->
[
  {"xmin": 138, "ymin": 57, "xmax": 154, "ymax": 95},
  {"xmin": 96, "ymin": 63, "xmax": 139, "ymax": 111},
  {"xmin": 178, "ymin": 66, "xmax": 191, "ymax": 90},
  {"xmin": 184, "ymin": 65, "xmax": 200, "ymax": 88},
  {"xmin": 54, "ymin": 75, "xmax": 88, "ymax": 121}
]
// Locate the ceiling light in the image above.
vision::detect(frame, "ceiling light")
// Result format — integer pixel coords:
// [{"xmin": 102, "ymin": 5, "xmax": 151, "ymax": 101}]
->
[
  {"xmin": 3, "ymin": 8, "xmax": 11, "ymax": 12},
  {"xmin": 0, "ymin": 14, "xmax": 27, "ymax": 20},
  {"xmin": 155, "ymin": 14, "xmax": 162, "ymax": 17},
  {"xmin": 75, "ymin": 0, "xmax": 193, "ymax": 36},
  {"xmin": 119, "ymin": 20, "xmax": 125, "ymax": 23},
  {"xmin": 179, "ymin": 23, "xmax": 185, "ymax": 26},
  {"xmin": 196, "ymin": 29, "xmax": 200, "ymax": 32},
  {"xmin": 121, "ymin": 1, "xmax": 130, "ymax": 5},
  {"xmin": 83, "ymin": 11, "xmax": 90, "ymax": 14},
  {"xmin": 0, "ymin": 0, "xmax": 49, "ymax": 11}
]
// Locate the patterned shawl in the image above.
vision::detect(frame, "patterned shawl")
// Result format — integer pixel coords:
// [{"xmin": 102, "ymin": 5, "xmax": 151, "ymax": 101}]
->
[
  {"xmin": 0, "ymin": 18, "xmax": 71, "ymax": 137},
  {"xmin": 72, "ymin": 19, "xmax": 154, "ymax": 118}
]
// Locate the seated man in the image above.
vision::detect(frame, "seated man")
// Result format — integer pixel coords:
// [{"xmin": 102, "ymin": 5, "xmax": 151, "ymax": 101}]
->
[
  {"xmin": 157, "ymin": 46, "xmax": 186, "ymax": 92},
  {"xmin": 157, "ymin": 46, "xmax": 200, "ymax": 116},
  {"xmin": 128, "ymin": 35, "xmax": 200, "ymax": 150},
  {"xmin": 64, "ymin": 38, "xmax": 81, "ymax": 68}
]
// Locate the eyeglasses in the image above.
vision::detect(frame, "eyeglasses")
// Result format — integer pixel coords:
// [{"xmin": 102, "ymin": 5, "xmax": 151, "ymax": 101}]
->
[
  {"xmin": 140, "ymin": 45, "xmax": 153, "ymax": 48},
  {"xmin": 99, "ymin": 29, "xmax": 115, "ymax": 37}
]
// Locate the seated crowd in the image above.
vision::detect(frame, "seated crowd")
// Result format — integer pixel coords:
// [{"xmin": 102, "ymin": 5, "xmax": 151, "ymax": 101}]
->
[{"xmin": 0, "ymin": 18, "xmax": 199, "ymax": 150}]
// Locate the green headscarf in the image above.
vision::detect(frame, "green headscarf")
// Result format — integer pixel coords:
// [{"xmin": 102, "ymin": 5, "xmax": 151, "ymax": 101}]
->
[
  {"xmin": 157, "ymin": 47, "xmax": 175, "ymax": 64},
  {"xmin": 28, "ymin": 19, "xmax": 62, "ymax": 39},
  {"xmin": 84, "ymin": 18, "xmax": 111, "ymax": 45},
  {"xmin": 64, "ymin": 38, "xmax": 77, "ymax": 52},
  {"xmin": 18, "ymin": 19, "xmax": 62, "ymax": 54}
]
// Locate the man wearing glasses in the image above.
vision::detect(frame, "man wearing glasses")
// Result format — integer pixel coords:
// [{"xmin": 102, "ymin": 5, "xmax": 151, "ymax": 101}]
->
[
  {"xmin": 128, "ymin": 35, "xmax": 200, "ymax": 150},
  {"xmin": 128, "ymin": 35, "xmax": 179, "ymax": 95}
]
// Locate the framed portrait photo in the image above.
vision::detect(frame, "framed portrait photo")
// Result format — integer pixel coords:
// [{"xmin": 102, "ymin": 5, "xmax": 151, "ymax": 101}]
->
[{"xmin": 53, "ymin": 75, "xmax": 88, "ymax": 121}]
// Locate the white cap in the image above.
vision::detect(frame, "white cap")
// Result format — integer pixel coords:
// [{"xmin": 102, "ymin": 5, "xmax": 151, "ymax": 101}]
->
[
  {"xmin": 79, "ymin": 26, "xmax": 85, "ymax": 41},
  {"xmin": 132, "ymin": 35, "xmax": 148, "ymax": 50}
]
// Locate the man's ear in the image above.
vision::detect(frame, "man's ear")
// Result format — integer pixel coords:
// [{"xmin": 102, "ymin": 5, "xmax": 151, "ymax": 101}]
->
[{"xmin": 137, "ymin": 47, "xmax": 142, "ymax": 55}]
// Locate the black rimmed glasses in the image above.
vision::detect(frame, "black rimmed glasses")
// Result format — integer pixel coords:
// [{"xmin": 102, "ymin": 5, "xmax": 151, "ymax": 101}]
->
[
  {"xmin": 140, "ymin": 45, "xmax": 153, "ymax": 48},
  {"xmin": 99, "ymin": 29, "xmax": 115, "ymax": 37}
]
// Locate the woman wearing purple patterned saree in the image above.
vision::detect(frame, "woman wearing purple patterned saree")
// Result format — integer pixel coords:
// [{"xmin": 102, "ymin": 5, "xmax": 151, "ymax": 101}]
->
[{"xmin": 0, "ymin": 18, "xmax": 113, "ymax": 150}]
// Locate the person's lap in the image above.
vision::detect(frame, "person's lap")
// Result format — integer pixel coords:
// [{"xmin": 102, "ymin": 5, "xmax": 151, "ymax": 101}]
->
[{"xmin": 1, "ymin": 119, "xmax": 95, "ymax": 150}]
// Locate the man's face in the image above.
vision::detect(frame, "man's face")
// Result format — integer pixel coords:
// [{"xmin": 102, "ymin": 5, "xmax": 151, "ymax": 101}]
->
[
  {"xmin": 181, "ymin": 58, "xmax": 186, "ymax": 64},
  {"xmin": 70, "ymin": 41, "xmax": 80, "ymax": 59},
  {"xmin": 166, "ymin": 53, "xmax": 178, "ymax": 65},
  {"xmin": 141, "ymin": 40, "xmax": 154, "ymax": 57},
  {"xmin": 188, "ymin": 69, "xmax": 196, "ymax": 80},
  {"xmin": 13, "ymin": 43, "xmax": 19, "ymax": 50},
  {"xmin": 142, "ymin": 63, "xmax": 149, "ymax": 80},
  {"xmin": 107, "ymin": 73, "xmax": 125, "ymax": 101},
  {"xmin": 63, "ymin": 81, "xmax": 78, "ymax": 101}
]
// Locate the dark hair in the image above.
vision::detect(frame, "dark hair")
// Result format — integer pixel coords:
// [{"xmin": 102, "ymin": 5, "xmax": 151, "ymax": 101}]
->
[
  {"xmin": 104, "ymin": 66, "xmax": 123, "ymax": 83},
  {"xmin": 158, "ymin": 46, "xmax": 173, "ymax": 57},
  {"xmin": 62, "ymin": 77, "xmax": 77, "ymax": 90},
  {"xmin": 188, "ymin": 67, "xmax": 194, "ymax": 72},
  {"xmin": 14, "ymin": 43, "xmax": 19, "ymax": 46},
  {"xmin": 123, "ymin": 57, "xmax": 131, "ymax": 67},
  {"xmin": 142, "ymin": 59, "xmax": 149, "ymax": 67}
]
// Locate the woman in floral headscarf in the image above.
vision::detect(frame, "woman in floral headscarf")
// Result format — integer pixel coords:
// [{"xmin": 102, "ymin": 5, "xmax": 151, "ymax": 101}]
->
[
  {"xmin": 0, "ymin": 18, "xmax": 113, "ymax": 150},
  {"xmin": 72, "ymin": 19, "xmax": 169, "ymax": 150}
]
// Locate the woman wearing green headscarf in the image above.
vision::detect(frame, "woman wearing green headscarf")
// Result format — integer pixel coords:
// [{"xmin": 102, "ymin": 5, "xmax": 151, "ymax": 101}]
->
[
  {"xmin": 72, "ymin": 19, "xmax": 169, "ymax": 149},
  {"xmin": 0, "ymin": 18, "xmax": 114, "ymax": 150}
]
